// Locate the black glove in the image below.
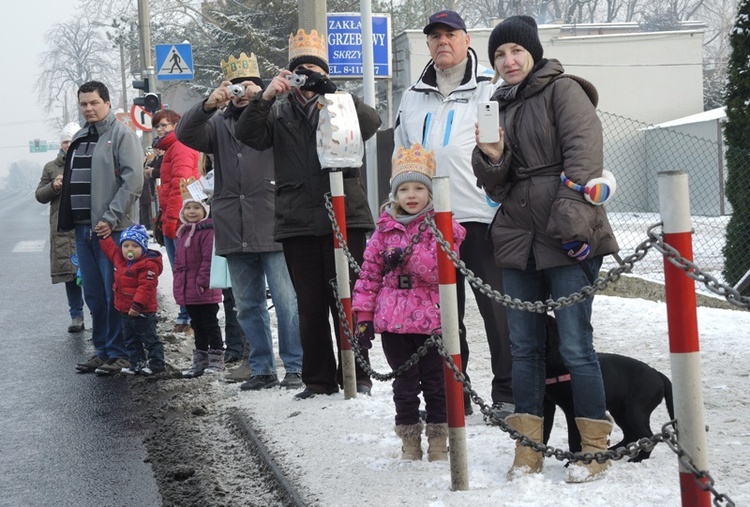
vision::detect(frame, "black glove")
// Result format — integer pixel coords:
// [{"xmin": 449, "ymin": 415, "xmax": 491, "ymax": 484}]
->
[
  {"xmin": 383, "ymin": 246, "xmax": 405, "ymax": 272},
  {"xmin": 297, "ymin": 68, "xmax": 337, "ymax": 95},
  {"xmin": 354, "ymin": 321, "xmax": 374, "ymax": 350}
]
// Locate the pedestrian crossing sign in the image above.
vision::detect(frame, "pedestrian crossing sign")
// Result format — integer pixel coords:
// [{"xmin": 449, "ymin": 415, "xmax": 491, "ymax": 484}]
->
[{"xmin": 156, "ymin": 43, "xmax": 194, "ymax": 80}]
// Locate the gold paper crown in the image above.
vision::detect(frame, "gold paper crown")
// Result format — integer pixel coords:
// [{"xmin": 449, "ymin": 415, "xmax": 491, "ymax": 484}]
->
[
  {"xmin": 288, "ymin": 29, "xmax": 328, "ymax": 64},
  {"xmin": 220, "ymin": 52, "xmax": 260, "ymax": 83},
  {"xmin": 391, "ymin": 143, "xmax": 436, "ymax": 182},
  {"xmin": 180, "ymin": 177, "xmax": 198, "ymax": 202}
]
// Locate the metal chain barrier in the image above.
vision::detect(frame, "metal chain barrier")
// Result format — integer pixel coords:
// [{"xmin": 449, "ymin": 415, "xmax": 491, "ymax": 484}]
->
[
  {"xmin": 326, "ymin": 208, "xmax": 736, "ymax": 504},
  {"xmin": 324, "ymin": 193, "xmax": 362, "ymax": 274},
  {"xmin": 646, "ymin": 227, "xmax": 750, "ymax": 309}
]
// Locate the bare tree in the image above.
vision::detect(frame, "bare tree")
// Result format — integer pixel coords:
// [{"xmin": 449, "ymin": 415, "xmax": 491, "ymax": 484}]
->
[{"xmin": 36, "ymin": 19, "xmax": 119, "ymax": 127}]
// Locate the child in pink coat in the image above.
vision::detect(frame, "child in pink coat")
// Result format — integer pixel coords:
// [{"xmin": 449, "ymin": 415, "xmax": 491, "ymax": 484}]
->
[{"xmin": 352, "ymin": 144, "xmax": 465, "ymax": 462}]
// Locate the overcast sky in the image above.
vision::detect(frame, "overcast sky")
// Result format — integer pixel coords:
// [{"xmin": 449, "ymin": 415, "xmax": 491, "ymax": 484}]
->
[{"xmin": 0, "ymin": 0, "xmax": 81, "ymax": 183}]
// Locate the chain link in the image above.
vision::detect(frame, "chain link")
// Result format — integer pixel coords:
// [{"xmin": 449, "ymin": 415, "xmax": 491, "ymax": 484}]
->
[
  {"xmin": 324, "ymin": 193, "xmax": 362, "ymax": 274},
  {"xmin": 325, "ymin": 208, "xmax": 736, "ymax": 504},
  {"xmin": 646, "ymin": 226, "xmax": 750, "ymax": 309}
]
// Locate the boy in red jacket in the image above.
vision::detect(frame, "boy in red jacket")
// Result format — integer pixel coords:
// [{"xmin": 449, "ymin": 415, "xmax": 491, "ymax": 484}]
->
[{"xmin": 100, "ymin": 224, "xmax": 166, "ymax": 375}]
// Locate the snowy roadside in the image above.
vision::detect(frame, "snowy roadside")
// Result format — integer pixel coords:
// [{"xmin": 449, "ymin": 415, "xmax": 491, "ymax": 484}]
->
[{"xmin": 146, "ymin": 237, "xmax": 750, "ymax": 506}]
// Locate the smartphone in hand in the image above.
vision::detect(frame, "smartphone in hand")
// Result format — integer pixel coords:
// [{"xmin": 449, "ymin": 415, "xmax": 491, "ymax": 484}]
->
[{"xmin": 477, "ymin": 101, "xmax": 500, "ymax": 143}]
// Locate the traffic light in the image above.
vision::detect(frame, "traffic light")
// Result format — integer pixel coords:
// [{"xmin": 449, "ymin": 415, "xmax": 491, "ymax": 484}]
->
[
  {"xmin": 34, "ymin": 139, "xmax": 40, "ymax": 151},
  {"xmin": 132, "ymin": 77, "xmax": 162, "ymax": 113}
]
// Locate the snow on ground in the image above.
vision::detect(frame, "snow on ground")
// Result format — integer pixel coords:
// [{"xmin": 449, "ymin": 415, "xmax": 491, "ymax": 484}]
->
[{"xmin": 156, "ymin": 238, "xmax": 750, "ymax": 506}]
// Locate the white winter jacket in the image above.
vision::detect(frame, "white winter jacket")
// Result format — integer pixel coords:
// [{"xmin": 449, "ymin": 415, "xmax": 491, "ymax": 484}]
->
[{"xmin": 393, "ymin": 48, "xmax": 498, "ymax": 224}]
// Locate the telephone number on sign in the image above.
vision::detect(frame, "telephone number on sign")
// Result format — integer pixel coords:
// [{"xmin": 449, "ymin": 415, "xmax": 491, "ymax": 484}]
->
[{"xmin": 330, "ymin": 65, "xmax": 386, "ymax": 75}]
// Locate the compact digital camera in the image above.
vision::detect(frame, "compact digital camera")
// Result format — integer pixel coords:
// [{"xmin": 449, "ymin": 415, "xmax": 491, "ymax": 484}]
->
[
  {"xmin": 227, "ymin": 84, "xmax": 246, "ymax": 98},
  {"xmin": 286, "ymin": 74, "xmax": 308, "ymax": 87}
]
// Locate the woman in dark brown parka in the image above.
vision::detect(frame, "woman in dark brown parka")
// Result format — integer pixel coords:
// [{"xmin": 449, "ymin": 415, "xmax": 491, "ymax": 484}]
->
[{"xmin": 472, "ymin": 15, "xmax": 618, "ymax": 483}]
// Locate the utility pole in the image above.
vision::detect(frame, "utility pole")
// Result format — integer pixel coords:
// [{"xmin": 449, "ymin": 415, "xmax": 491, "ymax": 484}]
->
[
  {"xmin": 138, "ymin": 0, "xmax": 154, "ymax": 147},
  {"xmin": 298, "ymin": 0, "xmax": 327, "ymax": 30}
]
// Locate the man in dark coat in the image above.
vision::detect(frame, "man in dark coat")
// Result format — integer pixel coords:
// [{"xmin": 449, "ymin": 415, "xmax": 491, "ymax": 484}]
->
[
  {"xmin": 176, "ymin": 52, "xmax": 303, "ymax": 390},
  {"xmin": 235, "ymin": 30, "xmax": 382, "ymax": 399}
]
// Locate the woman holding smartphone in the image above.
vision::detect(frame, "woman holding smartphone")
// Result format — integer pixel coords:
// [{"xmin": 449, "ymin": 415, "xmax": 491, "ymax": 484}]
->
[{"xmin": 472, "ymin": 15, "xmax": 619, "ymax": 483}]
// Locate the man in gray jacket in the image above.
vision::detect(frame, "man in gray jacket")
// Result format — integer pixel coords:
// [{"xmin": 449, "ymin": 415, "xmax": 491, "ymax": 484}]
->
[
  {"xmin": 58, "ymin": 81, "xmax": 143, "ymax": 375},
  {"xmin": 175, "ymin": 53, "xmax": 303, "ymax": 391}
]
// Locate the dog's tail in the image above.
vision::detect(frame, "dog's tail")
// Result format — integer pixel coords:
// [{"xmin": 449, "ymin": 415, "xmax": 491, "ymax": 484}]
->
[{"xmin": 661, "ymin": 372, "xmax": 675, "ymax": 420}]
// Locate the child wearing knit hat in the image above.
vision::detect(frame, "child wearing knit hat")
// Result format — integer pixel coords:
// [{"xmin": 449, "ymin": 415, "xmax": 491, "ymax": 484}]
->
[
  {"xmin": 173, "ymin": 178, "xmax": 225, "ymax": 378},
  {"xmin": 99, "ymin": 224, "xmax": 166, "ymax": 375},
  {"xmin": 352, "ymin": 144, "xmax": 466, "ymax": 462}
]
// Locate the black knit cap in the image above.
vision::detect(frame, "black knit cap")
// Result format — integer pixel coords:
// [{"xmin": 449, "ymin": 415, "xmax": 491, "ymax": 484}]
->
[
  {"xmin": 288, "ymin": 55, "xmax": 330, "ymax": 75},
  {"xmin": 487, "ymin": 15, "xmax": 543, "ymax": 67}
]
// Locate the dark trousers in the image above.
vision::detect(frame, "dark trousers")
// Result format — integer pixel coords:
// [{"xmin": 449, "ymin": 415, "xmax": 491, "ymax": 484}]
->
[
  {"xmin": 121, "ymin": 312, "xmax": 165, "ymax": 368},
  {"xmin": 382, "ymin": 332, "xmax": 446, "ymax": 426},
  {"xmin": 457, "ymin": 222, "xmax": 513, "ymax": 405},
  {"xmin": 222, "ymin": 288, "xmax": 247, "ymax": 360},
  {"xmin": 282, "ymin": 231, "xmax": 371, "ymax": 394},
  {"xmin": 186, "ymin": 303, "xmax": 222, "ymax": 351}
]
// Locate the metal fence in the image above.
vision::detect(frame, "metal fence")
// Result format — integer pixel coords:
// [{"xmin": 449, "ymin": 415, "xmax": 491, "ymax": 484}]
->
[
  {"xmin": 598, "ymin": 111, "xmax": 728, "ymax": 287},
  {"xmin": 373, "ymin": 113, "xmax": 730, "ymax": 290}
]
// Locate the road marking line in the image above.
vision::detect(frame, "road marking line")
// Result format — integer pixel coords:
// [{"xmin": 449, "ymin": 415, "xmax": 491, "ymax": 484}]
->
[{"xmin": 13, "ymin": 240, "xmax": 46, "ymax": 253}]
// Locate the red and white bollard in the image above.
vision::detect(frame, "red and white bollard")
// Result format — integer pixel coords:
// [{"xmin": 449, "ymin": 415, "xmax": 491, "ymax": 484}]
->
[
  {"xmin": 657, "ymin": 170, "xmax": 710, "ymax": 507},
  {"xmin": 329, "ymin": 170, "xmax": 357, "ymax": 400},
  {"xmin": 433, "ymin": 176, "xmax": 469, "ymax": 491}
]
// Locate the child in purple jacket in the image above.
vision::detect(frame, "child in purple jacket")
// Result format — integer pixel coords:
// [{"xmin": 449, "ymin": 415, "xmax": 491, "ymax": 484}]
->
[
  {"xmin": 173, "ymin": 178, "xmax": 224, "ymax": 378},
  {"xmin": 352, "ymin": 144, "xmax": 465, "ymax": 462}
]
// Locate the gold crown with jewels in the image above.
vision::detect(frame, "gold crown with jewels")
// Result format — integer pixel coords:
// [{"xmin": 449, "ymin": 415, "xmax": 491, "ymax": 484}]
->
[
  {"xmin": 391, "ymin": 143, "xmax": 436, "ymax": 181},
  {"xmin": 220, "ymin": 52, "xmax": 260, "ymax": 82},
  {"xmin": 288, "ymin": 29, "xmax": 328, "ymax": 64}
]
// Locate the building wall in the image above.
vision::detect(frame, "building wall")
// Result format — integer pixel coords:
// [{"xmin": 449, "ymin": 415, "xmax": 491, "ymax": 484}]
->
[{"xmin": 391, "ymin": 23, "xmax": 705, "ymax": 127}]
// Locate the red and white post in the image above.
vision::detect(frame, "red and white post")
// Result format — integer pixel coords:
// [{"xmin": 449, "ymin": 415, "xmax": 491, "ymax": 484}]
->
[
  {"xmin": 657, "ymin": 171, "xmax": 710, "ymax": 507},
  {"xmin": 329, "ymin": 170, "xmax": 357, "ymax": 400},
  {"xmin": 433, "ymin": 176, "xmax": 469, "ymax": 490}
]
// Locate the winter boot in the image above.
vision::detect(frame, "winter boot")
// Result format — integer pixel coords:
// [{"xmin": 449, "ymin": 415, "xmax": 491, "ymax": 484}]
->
[
  {"xmin": 506, "ymin": 413, "xmax": 544, "ymax": 479},
  {"xmin": 182, "ymin": 349, "xmax": 209, "ymax": 378},
  {"xmin": 425, "ymin": 423, "xmax": 449, "ymax": 462},
  {"xmin": 203, "ymin": 349, "xmax": 226, "ymax": 374},
  {"xmin": 565, "ymin": 416, "xmax": 613, "ymax": 483},
  {"xmin": 394, "ymin": 422, "xmax": 423, "ymax": 461}
]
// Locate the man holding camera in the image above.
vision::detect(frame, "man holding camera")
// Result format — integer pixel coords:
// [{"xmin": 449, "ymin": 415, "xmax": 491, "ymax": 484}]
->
[
  {"xmin": 175, "ymin": 52, "xmax": 303, "ymax": 390},
  {"xmin": 393, "ymin": 10, "xmax": 514, "ymax": 421},
  {"xmin": 235, "ymin": 29, "xmax": 381, "ymax": 400}
]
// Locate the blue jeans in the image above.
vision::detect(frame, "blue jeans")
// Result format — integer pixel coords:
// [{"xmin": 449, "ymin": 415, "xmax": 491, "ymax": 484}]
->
[
  {"xmin": 121, "ymin": 312, "xmax": 165, "ymax": 369},
  {"xmin": 65, "ymin": 280, "xmax": 84, "ymax": 319},
  {"xmin": 226, "ymin": 252, "xmax": 302, "ymax": 376},
  {"xmin": 502, "ymin": 255, "xmax": 606, "ymax": 420},
  {"xmin": 164, "ymin": 236, "xmax": 190, "ymax": 325},
  {"xmin": 74, "ymin": 226, "xmax": 128, "ymax": 360}
]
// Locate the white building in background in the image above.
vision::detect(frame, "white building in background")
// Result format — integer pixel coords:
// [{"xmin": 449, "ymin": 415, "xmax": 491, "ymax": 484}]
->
[{"xmin": 391, "ymin": 21, "xmax": 707, "ymax": 127}]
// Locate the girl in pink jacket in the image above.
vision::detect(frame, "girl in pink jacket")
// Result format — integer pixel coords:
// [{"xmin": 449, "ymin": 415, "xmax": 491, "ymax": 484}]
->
[{"xmin": 352, "ymin": 144, "xmax": 465, "ymax": 463}]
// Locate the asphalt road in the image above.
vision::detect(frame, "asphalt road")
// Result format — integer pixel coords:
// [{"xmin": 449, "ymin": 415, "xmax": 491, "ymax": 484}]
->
[{"xmin": 0, "ymin": 187, "xmax": 161, "ymax": 507}]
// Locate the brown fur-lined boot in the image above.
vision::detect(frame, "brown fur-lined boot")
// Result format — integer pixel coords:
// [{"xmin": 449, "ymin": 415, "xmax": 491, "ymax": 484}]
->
[
  {"xmin": 506, "ymin": 413, "xmax": 544, "ymax": 479},
  {"xmin": 394, "ymin": 422, "xmax": 423, "ymax": 460},
  {"xmin": 565, "ymin": 416, "xmax": 613, "ymax": 483},
  {"xmin": 425, "ymin": 423, "xmax": 449, "ymax": 462}
]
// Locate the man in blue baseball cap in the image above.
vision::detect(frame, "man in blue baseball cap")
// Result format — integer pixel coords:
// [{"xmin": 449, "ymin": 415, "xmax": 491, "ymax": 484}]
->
[{"xmin": 422, "ymin": 9, "xmax": 467, "ymax": 34}]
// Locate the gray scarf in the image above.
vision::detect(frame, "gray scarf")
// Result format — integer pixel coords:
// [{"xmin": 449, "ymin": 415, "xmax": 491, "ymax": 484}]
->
[{"xmin": 390, "ymin": 203, "xmax": 434, "ymax": 226}]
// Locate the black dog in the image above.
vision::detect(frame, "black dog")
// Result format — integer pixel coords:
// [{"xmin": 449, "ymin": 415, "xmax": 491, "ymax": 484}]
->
[{"xmin": 542, "ymin": 316, "xmax": 674, "ymax": 462}]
